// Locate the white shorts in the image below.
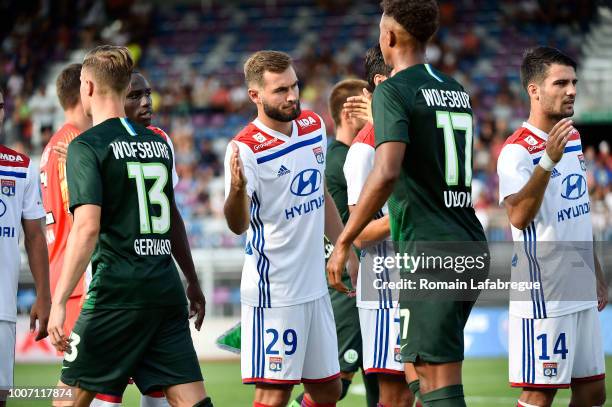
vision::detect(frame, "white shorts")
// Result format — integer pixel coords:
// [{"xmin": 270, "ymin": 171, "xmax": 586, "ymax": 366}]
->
[
  {"xmin": 0, "ymin": 321, "xmax": 16, "ymax": 390},
  {"xmin": 359, "ymin": 307, "xmax": 404, "ymax": 376},
  {"xmin": 241, "ymin": 295, "xmax": 340, "ymax": 385},
  {"xmin": 509, "ymin": 307, "xmax": 605, "ymax": 388}
]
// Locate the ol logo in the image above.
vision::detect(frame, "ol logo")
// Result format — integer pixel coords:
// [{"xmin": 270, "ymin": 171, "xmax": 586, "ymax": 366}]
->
[
  {"xmin": 560, "ymin": 174, "xmax": 586, "ymax": 200},
  {"xmin": 290, "ymin": 169, "xmax": 321, "ymax": 196},
  {"xmin": 543, "ymin": 362, "xmax": 558, "ymax": 378},
  {"xmin": 313, "ymin": 147, "xmax": 324, "ymax": 164},
  {"xmin": 269, "ymin": 356, "xmax": 283, "ymax": 372},
  {"xmin": 1, "ymin": 179, "xmax": 15, "ymax": 197},
  {"xmin": 394, "ymin": 347, "xmax": 402, "ymax": 363}
]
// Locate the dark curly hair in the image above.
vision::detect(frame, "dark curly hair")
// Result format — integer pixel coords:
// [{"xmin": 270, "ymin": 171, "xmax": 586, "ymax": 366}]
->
[
  {"xmin": 381, "ymin": 0, "xmax": 439, "ymax": 44},
  {"xmin": 364, "ymin": 45, "xmax": 392, "ymax": 91}
]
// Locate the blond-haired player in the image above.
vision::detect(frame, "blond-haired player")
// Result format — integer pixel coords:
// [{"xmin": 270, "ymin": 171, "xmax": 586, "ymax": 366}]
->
[{"xmin": 47, "ymin": 45, "xmax": 212, "ymax": 407}]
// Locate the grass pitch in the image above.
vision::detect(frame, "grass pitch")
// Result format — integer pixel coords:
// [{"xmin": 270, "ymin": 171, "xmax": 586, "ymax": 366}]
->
[{"xmin": 10, "ymin": 358, "xmax": 612, "ymax": 406}]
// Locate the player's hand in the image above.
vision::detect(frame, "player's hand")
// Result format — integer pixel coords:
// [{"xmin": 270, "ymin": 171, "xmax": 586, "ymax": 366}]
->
[
  {"xmin": 52, "ymin": 141, "xmax": 68, "ymax": 163},
  {"xmin": 230, "ymin": 142, "xmax": 247, "ymax": 192},
  {"xmin": 597, "ymin": 279, "xmax": 608, "ymax": 311},
  {"xmin": 546, "ymin": 118, "xmax": 575, "ymax": 163},
  {"xmin": 347, "ymin": 249, "xmax": 359, "ymax": 289},
  {"xmin": 343, "ymin": 89, "xmax": 373, "ymax": 124},
  {"xmin": 187, "ymin": 283, "xmax": 206, "ymax": 331},
  {"xmin": 29, "ymin": 295, "xmax": 50, "ymax": 341},
  {"xmin": 327, "ymin": 240, "xmax": 352, "ymax": 295},
  {"xmin": 48, "ymin": 303, "xmax": 70, "ymax": 352}
]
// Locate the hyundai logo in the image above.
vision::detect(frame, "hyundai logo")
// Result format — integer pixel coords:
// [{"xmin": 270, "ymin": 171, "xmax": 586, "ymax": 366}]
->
[
  {"xmin": 561, "ymin": 174, "xmax": 586, "ymax": 200},
  {"xmin": 290, "ymin": 169, "xmax": 322, "ymax": 196},
  {"xmin": 0, "ymin": 199, "xmax": 5, "ymax": 218}
]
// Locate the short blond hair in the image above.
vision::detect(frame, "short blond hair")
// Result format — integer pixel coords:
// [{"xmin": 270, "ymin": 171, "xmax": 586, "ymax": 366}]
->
[
  {"xmin": 82, "ymin": 45, "xmax": 134, "ymax": 94},
  {"xmin": 329, "ymin": 79, "xmax": 368, "ymax": 128},
  {"xmin": 244, "ymin": 50, "xmax": 292, "ymax": 87}
]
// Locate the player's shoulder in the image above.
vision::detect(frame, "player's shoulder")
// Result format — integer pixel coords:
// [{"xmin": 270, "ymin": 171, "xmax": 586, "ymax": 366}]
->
[
  {"xmin": 502, "ymin": 125, "xmax": 546, "ymax": 155},
  {"xmin": 147, "ymin": 125, "xmax": 170, "ymax": 142},
  {"xmin": 232, "ymin": 122, "xmax": 284, "ymax": 154},
  {"xmin": 352, "ymin": 122, "xmax": 375, "ymax": 147},
  {"xmin": 294, "ymin": 110, "xmax": 323, "ymax": 136},
  {"xmin": 0, "ymin": 144, "xmax": 30, "ymax": 168}
]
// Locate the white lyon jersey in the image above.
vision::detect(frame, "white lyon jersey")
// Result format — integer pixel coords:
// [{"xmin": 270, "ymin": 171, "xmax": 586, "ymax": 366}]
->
[
  {"xmin": 224, "ymin": 111, "xmax": 328, "ymax": 308},
  {"xmin": 344, "ymin": 123, "xmax": 397, "ymax": 309},
  {"xmin": 497, "ymin": 122, "xmax": 597, "ymax": 319},
  {"xmin": 0, "ymin": 145, "xmax": 45, "ymax": 322}
]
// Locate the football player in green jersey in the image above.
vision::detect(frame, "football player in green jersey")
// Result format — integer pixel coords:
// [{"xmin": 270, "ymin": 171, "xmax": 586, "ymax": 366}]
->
[
  {"xmin": 328, "ymin": 1, "xmax": 487, "ymax": 406},
  {"xmin": 47, "ymin": 45, "xmax": 212, "ymax": 407}
]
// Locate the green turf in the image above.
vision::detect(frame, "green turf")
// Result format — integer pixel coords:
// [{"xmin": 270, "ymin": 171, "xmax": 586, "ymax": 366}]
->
[{"xmin": 9, "ymin": 358, "xmax": 612, "ymax": 406}]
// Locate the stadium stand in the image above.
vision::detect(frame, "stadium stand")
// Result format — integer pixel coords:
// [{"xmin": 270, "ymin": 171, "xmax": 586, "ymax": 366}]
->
[{"xmin": 1, "ymin": 0, "xmax": 611, "ymax": 313}]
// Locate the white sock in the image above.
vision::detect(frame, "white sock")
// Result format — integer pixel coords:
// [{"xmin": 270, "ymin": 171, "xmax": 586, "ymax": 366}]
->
[
  {"xmin": 517, "ymin": 401, "xmax": 540, "ymax": 407},
  {"xmin": 140, "ymin": 393, "xmax": 170, "ymax": 407},
  {"xmin": 90, "ymin": 394, "xmax": 122, "ymax": 407}
]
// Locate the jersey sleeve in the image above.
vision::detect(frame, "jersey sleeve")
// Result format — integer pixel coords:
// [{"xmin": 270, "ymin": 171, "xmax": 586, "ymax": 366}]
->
[
  {"xmin": 344, "ymin": 143, "xmax": 374, "ymax": 206},
  {"xmin": 66, "ymin": 139, "xmax": 103, "ymax": 212},
  {"xmin": 224, "ymin": 141, "xmax": 257, "ymax": 199},
  {"xmin": 497, "ymin": 144, "xmax": 533, "ymax": 204},
  {"xmin": 165, "ymin": 136, "xmax": 179, "ymax": 188},
  {"xmin": 373, "ymin": 81, "xmax": 410, "ymax": 147},
  {"xmin": 22, "ymin": 160, "xmax": 45, "ymax": 220}
]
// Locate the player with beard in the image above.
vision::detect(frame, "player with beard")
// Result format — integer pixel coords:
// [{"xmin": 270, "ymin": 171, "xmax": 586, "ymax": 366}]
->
[
  {"xmin": 498, "ymin": 47, "xmax": 606, "ymax": 407},
  {"xmin": 224, "ymin": 50, "xmax": 358, "ymax": 407}
]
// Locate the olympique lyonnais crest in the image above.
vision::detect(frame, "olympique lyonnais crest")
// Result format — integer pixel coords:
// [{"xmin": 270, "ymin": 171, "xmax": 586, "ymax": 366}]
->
[
  {"xmin": 269, "ymin": 356, "xmax": 283, "ymax": 372},
  {"xmin": 394, "ymin": 347, "xmax": 402, "ymax": 363},
  {"xmin": 313, "ymin": 147, "xmax": 324, "ymax": 164},
  {"xmin": 543, "ymin": 362, "xmax": 558, "ymax": 378},
  {"xmin": 1, "ymin": 179, "xmax": 15, "ymax": 197},
  {"xmin": 578, "ymin": 154, "xmax": 586, "ymax": 172}
]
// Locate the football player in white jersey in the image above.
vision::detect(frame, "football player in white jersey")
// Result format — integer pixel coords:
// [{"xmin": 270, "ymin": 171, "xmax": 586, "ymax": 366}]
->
[
  {"xmin": 224, "ymin": 51, "xmax": 358, "ymax": 407},
  {"xmin": 497, "ymin": 47, "xmax": 607, "ymax": 407},
  {"xmin": 0, "ymin": 90, "xmax": 51, "ymax": 407}
]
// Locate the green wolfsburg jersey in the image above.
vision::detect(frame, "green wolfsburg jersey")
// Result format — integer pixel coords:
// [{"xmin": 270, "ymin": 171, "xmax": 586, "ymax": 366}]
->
[
  {"xmin": 373, "ymin": 64, "xmax": 486, "ymax": 243},
  {"xmin": 325, "ymin": 139, "xmax": 350, "ymax": 224},
  {"xmin": 66, "ymin": 117, "xmax": 186, "ymax": 309}
]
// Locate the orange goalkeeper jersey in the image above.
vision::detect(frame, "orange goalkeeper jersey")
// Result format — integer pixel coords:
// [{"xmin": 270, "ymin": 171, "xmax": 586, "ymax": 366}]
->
[{"xmin": 40, "ymin": 123, "xmax": 84, "ymax": 298}]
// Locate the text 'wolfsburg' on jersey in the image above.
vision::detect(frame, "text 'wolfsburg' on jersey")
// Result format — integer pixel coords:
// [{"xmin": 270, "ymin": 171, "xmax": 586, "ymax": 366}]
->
[
  {"xmin": 372, "ymin": 64, "xmax": 486, "ymax": 244},
  {"xmin": 66, "ymin": 118, "xmax": 186, "ymax": 310},
  {"xmin": 224, "ymin": 111, "xmax": 328, "ymax": 308},
  {"xmin": 498, "ymin": 122, "xmax": 597, "ymax": 319}
]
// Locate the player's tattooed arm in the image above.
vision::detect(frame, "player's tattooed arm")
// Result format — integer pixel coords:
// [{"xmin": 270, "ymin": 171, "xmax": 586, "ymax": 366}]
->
[
  {"xmin": 170, "ymin": 201, "xmax": 206, "ymax": 330},
  {"xmin": 328, "ymin": 142, "xmax": 404, "ymax": 293},
  {"xmin": 224, "ymin": 142, "xmax": 251, "ymax": 235},
  {"xmin": 21, "ymin": 217, "xmax": 50, "ymax": 341},
  {"xmin": 503, "ymin": 118, "xmax": 575, "ymax": 230},
  {"xmin": 48, "ymin": 204, "xmax": 100, "ymax": 352}
]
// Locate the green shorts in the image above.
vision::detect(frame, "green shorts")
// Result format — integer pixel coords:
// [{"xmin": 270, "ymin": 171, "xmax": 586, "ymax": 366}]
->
[
  {"xmin": 399, "ymin": 299, "xmax": 474, "ymax": 364},
  {"xmin": 329, "ymin": 272, "xmax": 362, "ymax": 373},
  {"xmin": 61, "ymin": 305, "xmax": 202, "ymax": 395}
]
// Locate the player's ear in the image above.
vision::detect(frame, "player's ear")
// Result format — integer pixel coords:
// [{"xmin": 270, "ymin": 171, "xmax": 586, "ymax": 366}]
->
[
  {"xmin": 388, "ymin": 30, "xmax": 397, "ymax": 48},
  {"xmin": 86, "ymin": 80, "xmax": 94, "ymax": 98},
  {"xmin": 527, "ymin": 83, "xmax": 539, "ymax": 101},
  {"xmin": 247, "ymin": 88, "xmax": 260, "ymax": 105}
]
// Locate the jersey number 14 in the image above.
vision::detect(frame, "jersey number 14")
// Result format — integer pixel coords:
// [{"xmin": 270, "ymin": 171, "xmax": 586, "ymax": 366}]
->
[{"xmin": 127, "ymin": 162, "xmax": 170, "ymax": 234}]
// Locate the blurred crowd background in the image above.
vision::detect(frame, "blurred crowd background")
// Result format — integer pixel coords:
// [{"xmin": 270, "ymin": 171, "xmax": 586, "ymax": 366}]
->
[{"xmin": 1, "ymin": 0, "xmax": 611, "ymax": 251}]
